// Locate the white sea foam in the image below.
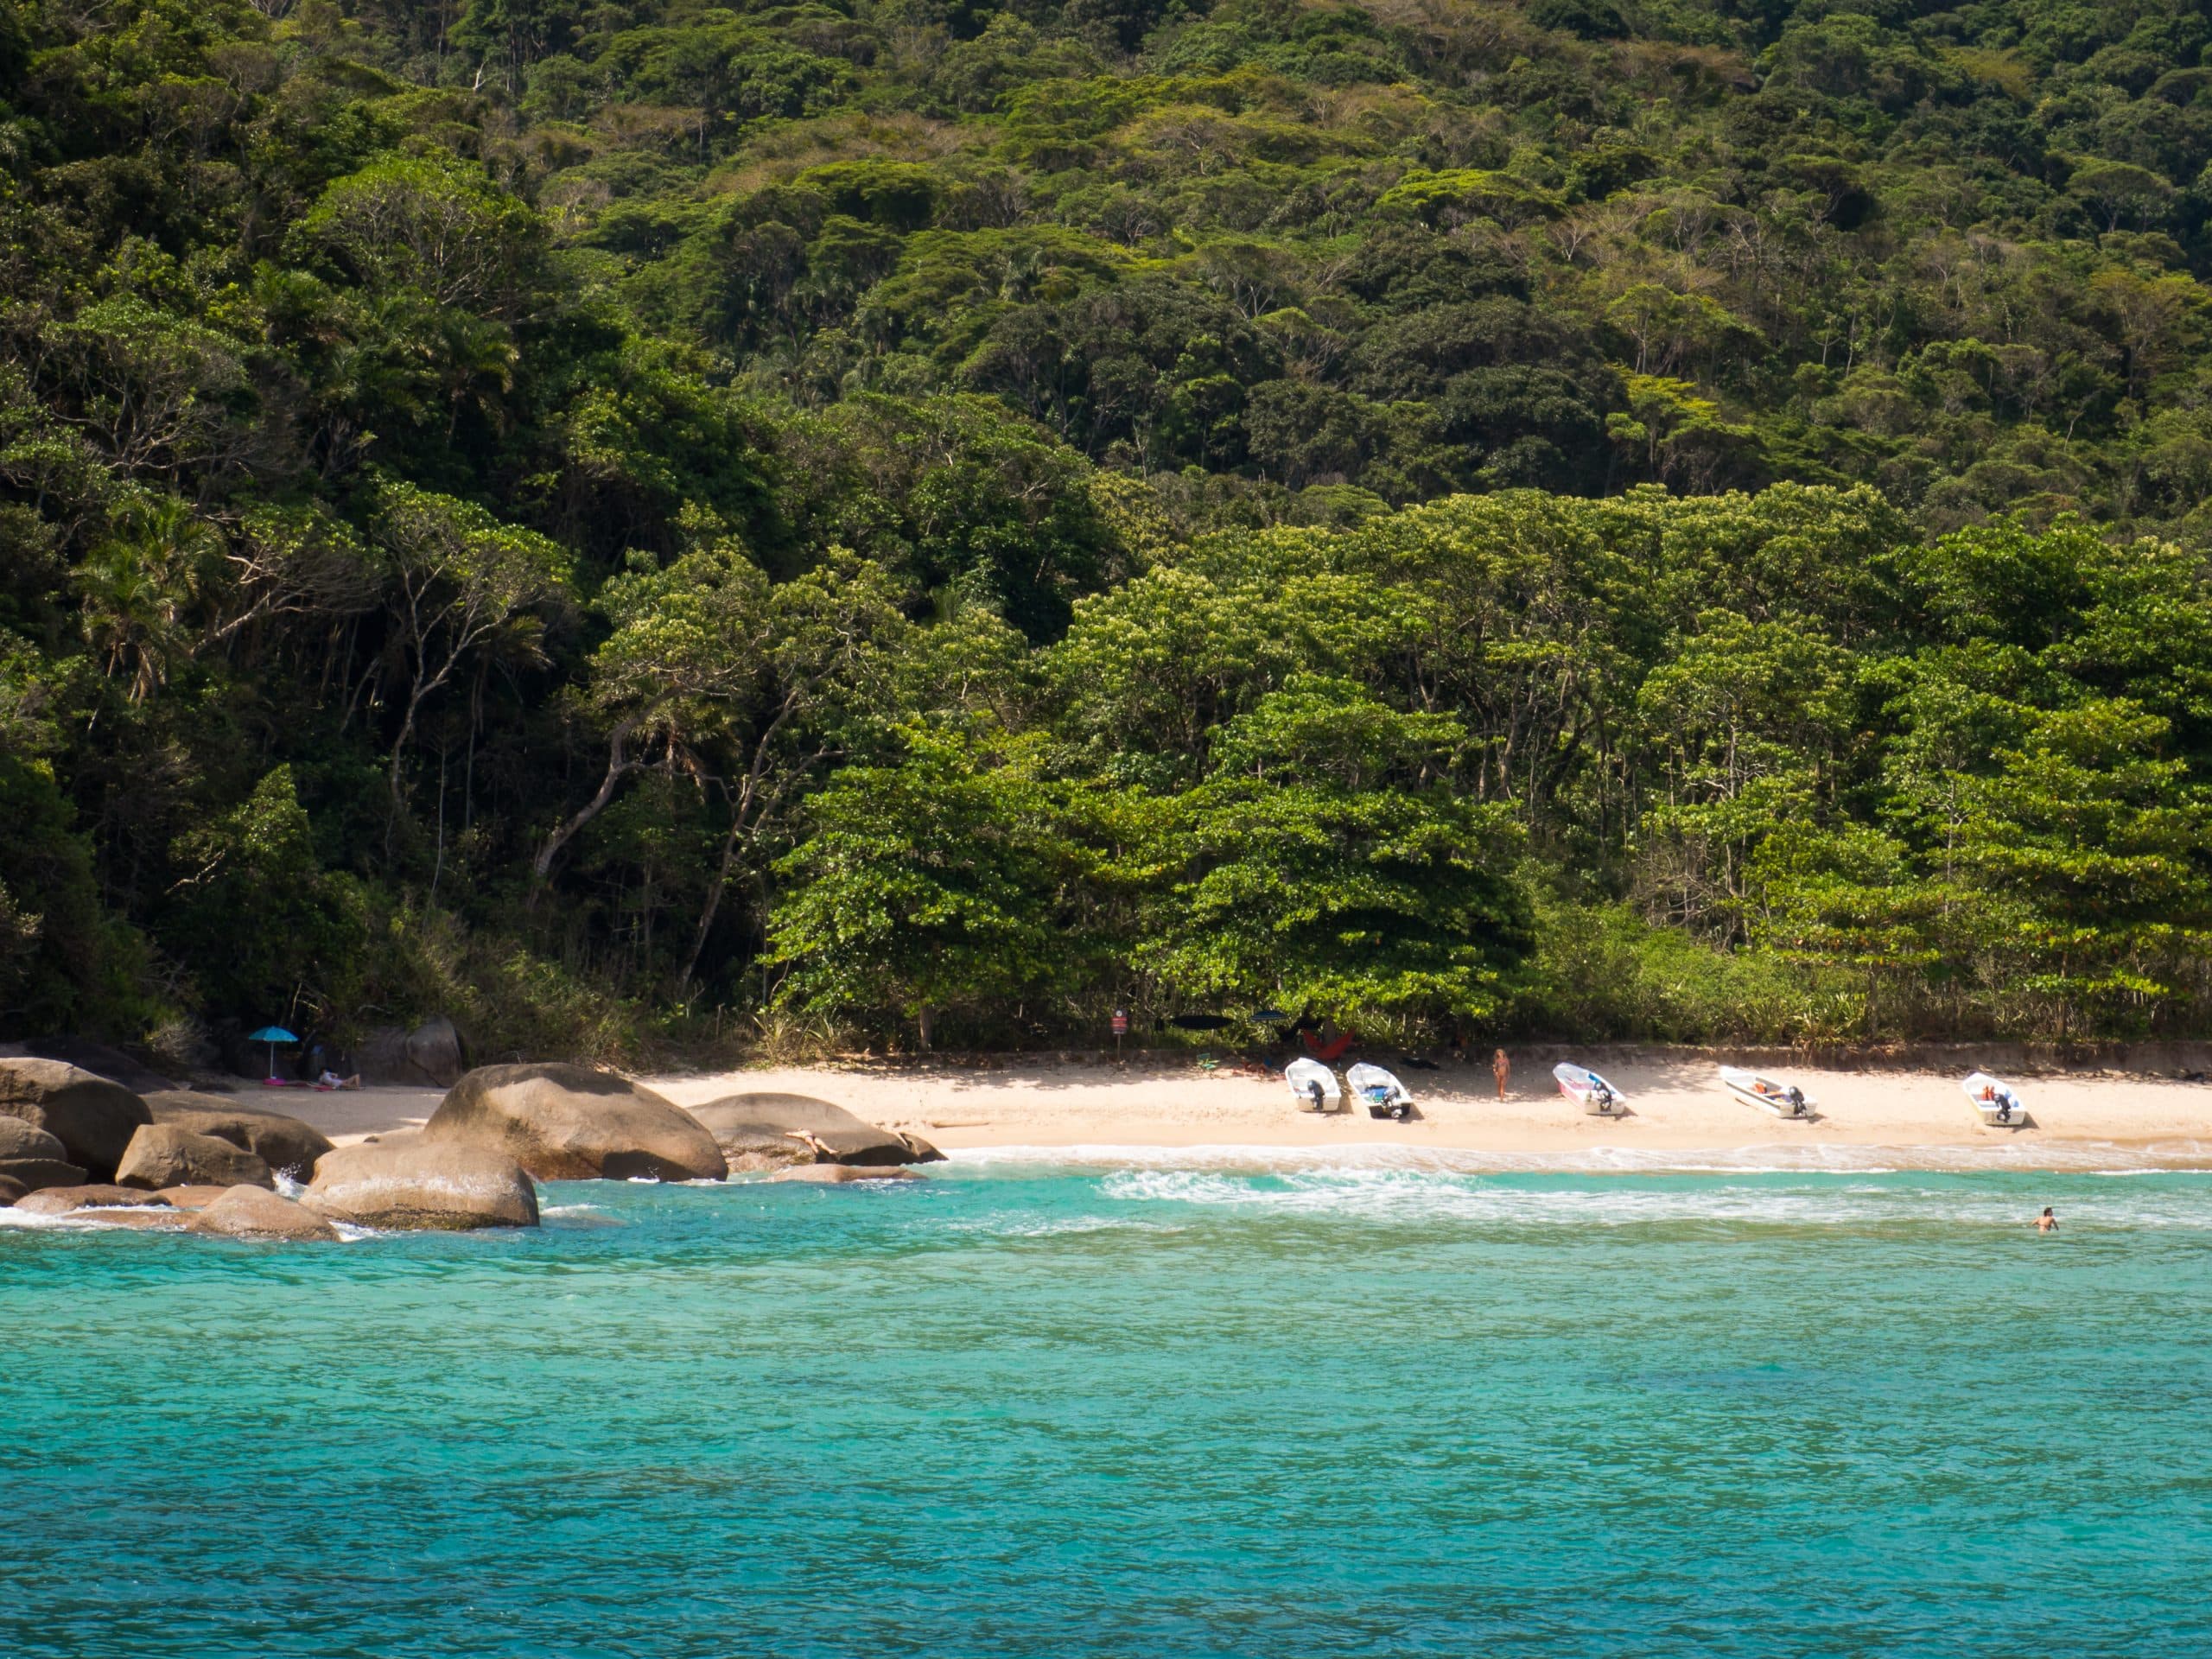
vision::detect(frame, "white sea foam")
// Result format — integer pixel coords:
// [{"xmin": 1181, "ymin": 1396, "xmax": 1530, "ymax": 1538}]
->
[
  {"xmin": 0, "ymin": 1204, "xmax": 180, "ymax": 1232},
  {"xmin": 945, "ymin": 1212, "xmax": 1184, "ymax": 1240},
  {"xmin": 1065, "ymin": 1159, "xmax": 2212, "ymax": 1232},
  {"xmin": 0, "ymin": 1206, "xmax": 91, "ymax": 1230},
  {"xmin": 948, "ymin": 1139, "xmax": 2212, "ymax": 1176}
]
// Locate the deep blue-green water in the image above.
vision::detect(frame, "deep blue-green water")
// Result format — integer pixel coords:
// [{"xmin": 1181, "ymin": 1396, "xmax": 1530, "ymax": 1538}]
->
[{"xmin": 5, "ymin": 1153, "xmax": 2211, "ymax": 1657}]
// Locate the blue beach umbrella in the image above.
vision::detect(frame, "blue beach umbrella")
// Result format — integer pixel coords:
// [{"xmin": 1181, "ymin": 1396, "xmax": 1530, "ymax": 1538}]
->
[{"xmin": 248, "ymin": 1025, "xmax": 298, "ymax": 1079}]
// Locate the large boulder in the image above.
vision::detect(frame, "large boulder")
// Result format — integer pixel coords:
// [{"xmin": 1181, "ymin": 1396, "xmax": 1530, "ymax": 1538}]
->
[
  {"xmin": 302, "ymin": 1138, "xmax": 538, "ymax": 1230},
  {"xmin": 115, "ymin": 1123, "xmax": 274, "ymax": 1192},
  {"xmin": 0, "ymin": 1159, "xmax": 92, "ymax": 1195},
  {"xmin": 0, "ymin": 1116, "xmax": 69, "ymax": 1163},
  {"xmin": 424, "ymin": 1064, "xmax": 727, "ymax": 1182},
  {"xmin": 143, "ymin": 1092, "xmax": 333, "ymax": 1180},
  {"xmin": 0, "ymin": 1173, "xmax": 24, "ymax": 1206},
  {"xmin": 353, "ymin": 1015, "xmax": 465, "ymax": 1087},
  {"xmin": 0, "ymin": 1118, "xmax": 85, "ymax": 1198},
  {"xmin": 22, "ymin": 1038, "xmax": 176, "ymax": 1096},
  {"xmin": 404, "ymin": 1016, "xmax": 466, "ymax": 1087},
  {"xmin": 187, "ymin": 1185, "xmax": 340, "ymax": 1242},
  {"xmin": 0, "ymin": 1059, "xmax": 151, "ymax": 1179},
  {"xmin": 15, "ymin": 1184, "xmax": 167, "ymax": 1216},
  {"xmin": 689, "ymin": 1093, "xmax": 925, "ymax": 1170}
]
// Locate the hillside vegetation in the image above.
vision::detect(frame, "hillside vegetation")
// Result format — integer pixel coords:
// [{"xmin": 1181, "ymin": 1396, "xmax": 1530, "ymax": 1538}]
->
[{"xmin": 3, "ymin": 0, "xmax": 2212, "ymax": 1058}]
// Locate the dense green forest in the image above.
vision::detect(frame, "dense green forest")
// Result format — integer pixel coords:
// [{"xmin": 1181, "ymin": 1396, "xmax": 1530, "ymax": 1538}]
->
[{"xmin": 3, "ymin": 0, "xmax": 2212, "ymax": 1062}]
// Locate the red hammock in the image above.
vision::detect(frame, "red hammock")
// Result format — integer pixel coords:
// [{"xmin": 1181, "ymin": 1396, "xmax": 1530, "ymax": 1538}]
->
[{"xmin": 1300, "ymin": 1028, "xmax": 1357, "ymax": 1062}]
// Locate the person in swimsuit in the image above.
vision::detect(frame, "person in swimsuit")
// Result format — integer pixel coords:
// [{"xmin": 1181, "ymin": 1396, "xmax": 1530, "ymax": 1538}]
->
[
  {"xmin": 2037, "ymin": 1207, "xmax": 2057, "ymax": 1233},
  {"xmin": 1492, "ymin": 1048, "xmax": 1510, "ymax": 1100}
]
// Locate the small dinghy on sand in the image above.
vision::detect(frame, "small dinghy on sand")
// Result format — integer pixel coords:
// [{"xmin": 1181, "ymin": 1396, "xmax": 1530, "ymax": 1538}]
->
[
  {"xmin": 1963, "ymin": 1071, "xmax": 2030, "ymax": 1128},
  {"xmin": 1286, "ymin": 1057, "xmax": 1343, "ymax": 1113},
  {"xmin": 1346, "ymin": 1062, "xmax": 1414, "ymax": 1122},
  {"xmin": 1719, "ymin": 1065, "xmax": 1816, "ymax": 1120},
  {"xmin": 1554, "ymin": 1062, "xmax": 1627, "ymax": 1116}
]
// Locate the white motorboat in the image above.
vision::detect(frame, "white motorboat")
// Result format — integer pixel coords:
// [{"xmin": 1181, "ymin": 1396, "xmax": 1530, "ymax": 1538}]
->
[
  {"xmin": 1286, "ymin": 1057, "xmax": 1343, "ymax": 1113},
  {"xmin": 1963, "ymin": 1071, "xmax": 2030, "ymax": 1128},
  {"xmin": 1346, "ymin": 1062, "xmax": 1414, "ymax": 1122},
  {"xmin": 1554, "ymin": 1062, "xmax": 1627, "ymax": 1116},
  {"xmin": 1719, "ymin": 1065, "xmax": 1816, "ymax": 1120}
]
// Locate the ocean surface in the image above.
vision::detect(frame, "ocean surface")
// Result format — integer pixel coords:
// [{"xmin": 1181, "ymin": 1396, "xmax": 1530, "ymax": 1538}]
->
[{"xmin": 5, "ymin": 1148, "xmax": 2211, "ymax": 1657}]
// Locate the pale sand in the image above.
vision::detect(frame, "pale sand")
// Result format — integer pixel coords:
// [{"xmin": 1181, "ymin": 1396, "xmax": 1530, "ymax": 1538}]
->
[{"xmin": 281, "ymin": 1056, "xmax": 2212, "ymax": 1167}]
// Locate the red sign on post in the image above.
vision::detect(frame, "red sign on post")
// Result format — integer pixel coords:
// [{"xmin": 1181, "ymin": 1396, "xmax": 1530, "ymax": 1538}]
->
[{"xmin": 1111, "ymin": 1009, "xmax": 1129, "ymax": 1036}]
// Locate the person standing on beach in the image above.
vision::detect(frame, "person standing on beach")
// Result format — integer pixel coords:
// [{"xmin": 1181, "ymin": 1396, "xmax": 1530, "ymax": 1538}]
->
[
  {"xmin": 1492, "ymin": 1048, "xmax": 1510, "ymax": 1100},
  {"xmin": 2037, "ymin": 1207, "xmax": 2057, "ymax": 1233}
]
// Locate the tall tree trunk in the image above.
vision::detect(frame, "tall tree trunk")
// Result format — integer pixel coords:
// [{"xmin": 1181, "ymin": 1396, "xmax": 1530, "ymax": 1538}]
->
[{"xmin": 530, "ymin": 719, "xmax": 640, "ymax": 901}]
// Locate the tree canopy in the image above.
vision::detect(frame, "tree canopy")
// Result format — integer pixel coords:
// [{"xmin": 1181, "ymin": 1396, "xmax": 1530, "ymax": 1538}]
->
[{"xmin": 5, "ymin": 0, "xmax": 2212, "ymax": 1058}]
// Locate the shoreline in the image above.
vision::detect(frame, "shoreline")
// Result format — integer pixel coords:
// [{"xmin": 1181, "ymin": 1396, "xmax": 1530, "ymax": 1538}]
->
[{"xmin": 269, "ymin": 1054, "xmax": 2212, "ymax": 1172}]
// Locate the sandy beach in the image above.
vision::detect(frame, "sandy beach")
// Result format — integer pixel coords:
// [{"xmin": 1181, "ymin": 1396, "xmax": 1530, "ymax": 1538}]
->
[{"xmin": 281, "ymin": 1051, "xmax": 2212, "ymax": 1166}]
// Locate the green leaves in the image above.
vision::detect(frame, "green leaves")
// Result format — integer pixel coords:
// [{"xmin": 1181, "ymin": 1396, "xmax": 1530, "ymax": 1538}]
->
[
  {"xmin": 1142, "ymin": 678, "xmax": 1532, "ymax": 1027},
  {"xmin": 766, "ymin": 724, "xmax": 1084, "ymax": 1046},
  {"xmin": 293, "ymin": 153, "xmax": 546, "ymax": 319},
  {"xmin": 164, "ymin": 765, "xmax": 367, "ymax": 1022}
]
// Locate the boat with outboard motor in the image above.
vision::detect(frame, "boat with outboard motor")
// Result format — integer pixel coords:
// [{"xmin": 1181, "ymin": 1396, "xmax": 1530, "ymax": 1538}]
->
[
  {"xmin": 1554, "ymin": 1062, "xmax": 1628, "ymax": 1116},
  {"xmin": 1718, "ymin": 1065, "xmax": 1817, "ymax": 1120},
  {"xmin": 1345, "ymin": 1062, "xmax": 1414, "ymax": 1121},
  {"xmin": 1286, "ymin": 1057, "xmax": 1344, "ymax": 1113},
  {"xmin": 1963, "ymin": 1071, "xmax": 2030, "ymax": 1128}
]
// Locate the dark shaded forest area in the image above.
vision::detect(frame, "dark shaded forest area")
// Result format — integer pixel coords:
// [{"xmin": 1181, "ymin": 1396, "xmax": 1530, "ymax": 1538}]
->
[{"xmin": 3, "ymin": 0, "xmax": 2210, "ymax": 1060}]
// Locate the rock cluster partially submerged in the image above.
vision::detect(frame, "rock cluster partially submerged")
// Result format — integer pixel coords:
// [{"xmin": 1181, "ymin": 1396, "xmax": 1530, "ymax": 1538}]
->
[
  {"xmin": 423, "ymin": 1062, "xmax": 728, "ymax": 1182},
  {"xmin": 690, "ymin": 1092, "xmax": 944, "ymax": 1172},
  {"xmin": 1, "ymin": 1052, "xmax": 938, "ymax": 1240},
  {"xmin": 142, "ymin": 1092, "xmax": 334, "ymax": 1179},
  {"xmin": 116, "ymin": 1123, "xmax": 273, "ymax": 1192},
  {"xmin": 303, "ymin": 1139, "xmax": 540, "ymax": 1230},
  {"xmin": 0, "ymin": 1059, "xmax": 151, "ymax": 1180},
  {"xmin": 188, "ymin": 1185, "xmax": 341, "ymax": 1242}
]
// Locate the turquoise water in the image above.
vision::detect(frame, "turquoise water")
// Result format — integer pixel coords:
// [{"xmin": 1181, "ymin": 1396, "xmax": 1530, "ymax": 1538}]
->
[{"xmin": 5, "ymin": 1154, "xmax": 2211, "ymax": 1656}]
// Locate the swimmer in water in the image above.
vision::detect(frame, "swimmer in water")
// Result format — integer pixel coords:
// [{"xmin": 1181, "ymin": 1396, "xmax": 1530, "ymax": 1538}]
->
[{"xmin": 2037, "ymin": 1207, "xmax": 2057, "ymax": 1233}]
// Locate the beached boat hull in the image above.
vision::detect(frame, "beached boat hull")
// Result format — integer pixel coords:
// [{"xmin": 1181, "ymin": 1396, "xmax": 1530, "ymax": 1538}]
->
[
  {"xmin": 1554, "ymin": 1063, "xmax": 1627, "ymax": 1116},
  {"xmin": 1718, "ymin": 1067, "xmax": 1817, "ymax": 1121},
  {"xmin": 1962, "ymin": 1071, "xmax": 2030, "ymax": 1128},
  {"xmin": 1286, "ymin": 1058, "xmax": 1344, "ymax": 1114},
  {"xmin": 1346, "ymin": 1063, "xmax": 1414, "ymax": 1122}
]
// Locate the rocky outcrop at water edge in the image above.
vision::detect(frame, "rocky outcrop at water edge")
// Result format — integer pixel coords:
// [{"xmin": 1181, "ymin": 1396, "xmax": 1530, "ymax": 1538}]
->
[
  {"xmin": 186, "ymin": 1185, "xmax": 340, "ymax": 1242},
  {"xmin": 116, "ymin": 1123, "xmax": 274, "ymax": 1192},
  {"xmin": 0, "ymin": 1059, "xmax": 152, "ymax": 1180},
  {"xmin": 15, "ymin": 1184, "xmax": 168, "ymax": 1216},
  {"xmin": 143, "ymin": 1092, "xmax": 332, "ymax": 1180},
  {"xmin": 689, "ymin": 1092, "xmax": 931, "ymax": 1170},
  {"xmin": 302, "ymin": 1137, "xmax": 539, "ymax": 1230},
  {"xmin": 424, "ymin": 1063, "xmax": 726, "ymax": 1182}
]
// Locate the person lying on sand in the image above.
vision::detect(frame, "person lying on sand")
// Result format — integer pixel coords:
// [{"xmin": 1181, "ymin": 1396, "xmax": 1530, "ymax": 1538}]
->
[{"xmin": 316, "ymin": 1070, "xmax": 362, "ymax": 1091}]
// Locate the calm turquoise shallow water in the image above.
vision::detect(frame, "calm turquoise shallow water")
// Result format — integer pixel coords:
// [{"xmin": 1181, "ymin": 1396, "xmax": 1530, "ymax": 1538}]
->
[{"xmin": 5, "ymin": 1152, "xmax": 2211, "ymax": 1657}]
